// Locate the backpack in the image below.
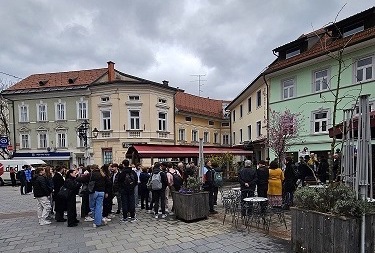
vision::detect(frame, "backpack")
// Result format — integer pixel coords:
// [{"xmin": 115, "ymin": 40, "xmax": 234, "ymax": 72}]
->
[
  {"xmin": 123, "ymin": 172, "xmax": 135, "ymax": 189},
  {"xmin": 150, "ymin": 172, "xmax": 162, "ymax": 190},
  {"xmin": 170, "ymin": 171, "xmax": 183, "ymax": 189},
  {"xmin": 213, "ymin": 171, "xmax": 223, "ymax": 187}
]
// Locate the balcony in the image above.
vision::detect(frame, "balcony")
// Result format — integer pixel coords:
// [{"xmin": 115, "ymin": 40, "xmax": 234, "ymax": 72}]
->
[{"xmin": 128, "ymin": 131, "xmax": 141, "ymax": 138}]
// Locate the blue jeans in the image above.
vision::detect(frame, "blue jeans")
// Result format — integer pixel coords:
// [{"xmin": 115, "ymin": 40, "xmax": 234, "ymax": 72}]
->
[{"xmin": 89, "ymin": 191, "xmax": 104, "ymax": 225}]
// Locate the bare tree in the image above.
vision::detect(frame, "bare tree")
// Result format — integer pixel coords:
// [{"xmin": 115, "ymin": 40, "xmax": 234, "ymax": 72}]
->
[{"xmin": 0, "ymin": 78, "xmax": 13, "ymax": 159}]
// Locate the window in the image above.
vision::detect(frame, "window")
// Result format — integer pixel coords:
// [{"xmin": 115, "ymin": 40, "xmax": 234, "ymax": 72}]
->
[
  {"xmin": 221, "ymin": 122, "xmax": 229, "ymax": 127},
  {"xmin": 343, "ymin": 23, "xmax": 364, "ymax": 37},
  {"xmin": 129, "ymin": 110, "xmax": 140, "ymax": 130},
  {"xmin": 240, "ymin": 105, "xmax": 243, "ymax": 118},
  {"xmin": 214, "ymin": 133, "xmax": 218, "ymax": 144},
  {"xmin": 286, "ymin": 48, "xmax": 300, "ymax": 59},
  {"xmin": 314, "ymin": 69, "xmax": 329, "ymax": 92},
  {"xmin": 19, "ymin": 104, "xmax": 29, "ymax": 122},
  {"xmin": 192, "ymin": 130, "xmax": 198, "ymax": 142},
  {"xmin": 158, "ymin": 98, "xmax": 167, "ymax": 103},
  {"xmin": 129, "ymin": 95, "xmax": 140, "ymax": 101},
  {"xmin": 102, "ymin": 149, "xmax": 113, "ymax": 164},
  {"xmin": 256, "ymin": 121, "xmax": 261, "ymax": 137},
  {"xmin": 178, "ymin": 129, "xmax": 186, "ymax": 141},
  {"xmin": 20, "ymin": 134, "xmax": 30, "ymax": 149},
  {"xmin": 101, "ymin": 96, "xmax": 110, "ymax": 103},
  {"xmin": 248, "ymin": 98, "xmax": 252, "ymax": 112},
  {"xmin": 37, "ymin": 103, "xmax": 47, "ymax": 122},
  {"xmin": 57, "ymin": 132, "xmax": 67, "ymax": 148},
  {"xmin": 240, "ymin": 129, "xmax": 243, "ymax": 143},
  {"xmin": 203, "ymin": 132, "xmax": 209, "ymax": 143},
  {"xmin": 101, "ymin": 110, "xmax": 111, "ymax": 130},
  {"xmin": 56, "ymin": 102, "xmax": 66, "ymax": 121},
  {"xmin": 208, "ymin": 121, "xmax": 214, "ymax": 126},
  {"xmin": 38, "ymin": 132, "xmax": 48, "ymax": 148},
  {"xmin": 256, "ymin": 90, "xmax": 261, "ymax": 107},
  {"xmin": 232, "ymin": 110, "xmax": 236, "ymax": 122},
  {"xmin": 185, "ymin": 117, "xmax": 192, "ymax": 122},
  {"xmin": 232, "ymin": 132, "xmax": 236, "ymax": 145},
  {"xmin": 248, "ymin": 125, "xmax": 252, "ymax": 140},
  {"xmin": 158, "ymin": 112, "xmax": 167, "ymax": 131},
  {"xmin": 222, "ymin": 134, "xmax": 229, "ymax": 145},
  {"xmin": 356, "ymin": 56, "xmax": 373, "ymax": 83},
  {"xmin": 282, "ymin": 78, "xmax": 295, "ymax": 99},
  {"xmin": 77, "ymin": 100, "xmax": 88, "ymax": 119},
  {"xmin": 313, "ymin": 111, "xmax": 329, "ymax": 134}
]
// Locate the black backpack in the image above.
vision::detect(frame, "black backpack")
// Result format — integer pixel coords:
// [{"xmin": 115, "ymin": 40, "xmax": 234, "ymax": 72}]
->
[
  {"xmin": 123, "ymin": 172, "xmax": 135, "ymax": 189},
  {"xmin": 171, "ymin": 171, "xmax": 183, "ymax": 189}
]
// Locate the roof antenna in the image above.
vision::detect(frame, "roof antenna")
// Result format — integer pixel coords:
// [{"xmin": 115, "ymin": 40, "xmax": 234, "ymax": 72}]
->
[{"xmin": 190, "ymin": 74, "xmax": 207, "ymax": 96}]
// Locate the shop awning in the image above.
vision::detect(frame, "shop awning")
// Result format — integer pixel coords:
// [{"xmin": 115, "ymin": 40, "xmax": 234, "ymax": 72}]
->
[{"xmin": 126, "ymin": 144, "xmax": 253, "ymax": 158}]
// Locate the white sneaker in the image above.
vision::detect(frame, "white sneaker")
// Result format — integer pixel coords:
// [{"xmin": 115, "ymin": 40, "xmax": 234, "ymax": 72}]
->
[
  {"xmin": 103, "ymin": 217, "xmax": 112, "ymax": 222},
  {"xmin": 169, "ymin": 212, "xmax": 175, "ymax": 215},
  {"xmin": 154, "ymin": 213, "xmax": 159, "ymax": 219},
  {"xmin": 147, "ymin": 210, "xmax": 152, "ymax": 214},
  {"xmin": 102, "ymin": 219, "xmax": 108, "ymax": 225},
  {"xmin": 93, "ymin": 224, "xmax": 97, "ymax": 228},
  {"xmin": 85, "ymin": 217, "xmax": 94, "ymax": 222},
  {"xmin": 40, "ymin": 220, "xmax": 51, "ymax": 226},
  {"xmin": 108, "ymin": 214, "xmax": 115, "ymax": 219},
  {"xmin": 161, "ymin": 214, "xmax": 167, "ymax": 219}
]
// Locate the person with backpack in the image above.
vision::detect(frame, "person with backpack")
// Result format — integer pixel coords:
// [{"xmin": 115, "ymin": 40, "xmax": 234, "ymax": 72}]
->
[
  {"xmin": 118, "ymin": 159, "xmax": 138, "ymax": 223},
  {"xmin": 166, "ymin": 162, "xmax": 182, "ymax": 215},
  {"xmin": 17, "ymin": 166, "xmax": 27, "ymax": 195},
  {"xmin": 150, "ymin": 162, "xmax": 168, "ymax": 219},
  {"xmin": 139, "ymin": 166, "xmax": 150, "ymax": 211},
  {"xmin": 203, "ymin": 160, "xmax": 218, "ymax": 214},
  {"xmin": 212, "ymin": 161, "xmax": 223, "ymax": 206}
]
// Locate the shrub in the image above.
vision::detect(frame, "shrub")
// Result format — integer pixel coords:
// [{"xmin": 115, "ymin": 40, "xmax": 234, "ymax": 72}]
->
[
  {"xmin": 294, "ymin": 183, "xmax": 372, "ymax": 217},
  {"xmin": 179, "ymin": 176, "xmax": 202, "ymax": 194}
]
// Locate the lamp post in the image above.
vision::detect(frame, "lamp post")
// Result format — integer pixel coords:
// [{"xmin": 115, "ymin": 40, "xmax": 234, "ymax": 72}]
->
[{"xmin": 77, "ymin": 120, "xmax": 99, "ymax": 166}]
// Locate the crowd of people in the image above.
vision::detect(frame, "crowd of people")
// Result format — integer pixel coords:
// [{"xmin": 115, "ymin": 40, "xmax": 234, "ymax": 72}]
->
[{"xmin": 25, "ymin": 160, "xmax": 199, "ymax": 227}]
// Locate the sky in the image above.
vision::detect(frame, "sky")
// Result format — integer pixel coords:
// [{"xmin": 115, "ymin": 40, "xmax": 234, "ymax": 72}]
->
[{"xmin": 0, "ymin": 1, "xmax": 373, "ymax": 100}]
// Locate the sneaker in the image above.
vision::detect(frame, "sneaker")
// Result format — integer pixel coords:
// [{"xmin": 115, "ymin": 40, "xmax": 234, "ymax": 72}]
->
[
  {"xmin": 40, "ymin": 220, "xmax": 51, "ymax": 226},
  {"xmin": 130, "ymin": 217, "xmax": 138, "ymax": 223},
  {"xmin": 161, "ymin": 214, "xmax": 167, "ymax": 219},
  {"xmin": 84, "ymin": 217, "xmax": 94, "ymax": 222},
  {"xmin": 121, "ymin": 218, "xmax": 129, "ymax": 223},
  {"xmin": 102, "ymin": 218, "xmax": 108, "ymax": 225},
  {"xmin": 108, "ymin": 214, "xmax": 115, "ymax": 219},
  {"xmin": 147, "ymin": 210, "xmax": 152, "ymax": 214},
  {"xmin": 154, "ymin": 213, "xmax": 159, "ymax": 219},
  {"xmin": 93, "ymin": 224, "xmax": 97, "ymax": 228},
  {"xmin": 103, "ymin": 217, "xmax": 112, "ymax": 222},
  {"xmin": 169, "ymin": 211, "xmax": 175, "ymax": 216}
]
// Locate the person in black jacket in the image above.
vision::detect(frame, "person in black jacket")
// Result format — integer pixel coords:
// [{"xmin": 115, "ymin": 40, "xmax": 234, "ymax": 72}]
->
[
  {"xmin": 118, "ymin": 159, "xmax": 138, "ymax": 222},
  {"xmin": 139, "ymin": 166, "xmax": 150, "ymax": 211},
  {"xmin": 101, "ymin": 164, "xmax": 113, "ymax": 223},
  {"xmin": 64, "ymin": 169, "xmax": 82, "ymax": 227},
  {"xmin": 283, "ymin": 157, "xmax": 298, "ymax": 209},
  {"xmin": 33, "ymin": 167, "xmax": 52, "ymax": 225},
  {"xmin": 238, "ymin": 160, "xmax": 258, "ymax": 215},
  {"xmin": 318, "ymin": 157, "xmax": 329, "ymax": 184},
  {"xmin": 110, "ymin": 164, "xmax": 122, "ymax": 214},
  {"xmin": 53, "ymin": 166, "xmax": 66, "ymax": 222},
  {"xmin": 150, "ymin": 162, "xmax": 168, "ymax": 218},
  {"xmin": 203, "ymin": 160, "xmax": 217, "ymax": 214},
  {"xmin": 17, "ymin": 166, "xmax": 27, "ymax": 195}
]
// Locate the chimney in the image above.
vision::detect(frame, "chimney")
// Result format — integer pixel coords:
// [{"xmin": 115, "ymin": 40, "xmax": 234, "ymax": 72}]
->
[
  {"xmin": 107, "ymin": 61, "xmax": 115, "ymax": 82},
  {"xmin": 162, "ymin": 80, "xmax": 169, "ymax": 85}
]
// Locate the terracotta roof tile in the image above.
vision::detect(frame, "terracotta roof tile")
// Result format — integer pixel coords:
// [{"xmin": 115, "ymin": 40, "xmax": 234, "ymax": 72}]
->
[
  {"xmin": 7, "ymin": 68, "xmax": 108, "ymax": 91},
  {"xmin": 266, "ymin": 26, "xmax": 375, "ymax": 74},
  {"xmin": 175, "ymin": 91, "xmax": 224, "ymax": 119}
]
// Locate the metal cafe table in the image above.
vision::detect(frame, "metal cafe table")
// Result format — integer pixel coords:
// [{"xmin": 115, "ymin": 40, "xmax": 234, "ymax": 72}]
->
[{"xmin": 243, "ymin": 197, "xmax": 268, "ymax": 232}]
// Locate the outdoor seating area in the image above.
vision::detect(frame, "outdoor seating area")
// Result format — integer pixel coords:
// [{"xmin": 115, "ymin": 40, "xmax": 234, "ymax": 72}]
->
[{"xmin": 220, "ymin": 188, "xmax": 288, "ymax": 233}]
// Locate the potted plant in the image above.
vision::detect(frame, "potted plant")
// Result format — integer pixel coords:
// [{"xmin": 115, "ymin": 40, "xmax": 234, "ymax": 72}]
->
[
  {"xmin": 172, "ymin": 176, "xmax": 209, "ymax": 222},
  {"xmin": 291, "ymin": 184, "xmax": 375, "ymax": 253}
]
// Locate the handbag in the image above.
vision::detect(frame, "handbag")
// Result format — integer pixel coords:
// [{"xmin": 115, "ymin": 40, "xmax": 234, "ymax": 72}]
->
[{"xmin": 57, "ymin": 186, "xmax": 71, "ymax": 199}]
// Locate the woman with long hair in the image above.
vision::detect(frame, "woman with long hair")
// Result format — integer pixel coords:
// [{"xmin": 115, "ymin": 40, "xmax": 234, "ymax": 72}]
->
[
  {"xmin": 44, "ymin": 166, "xmax": 54, "ymax": 215},
  {"xmin": 267, "ymin": 161, "xmax": 284, "ymax": 207},
  {"xmin": 64, "ymin": 169, "xmax": 82, "ymax": 227},
  {"xmin": 101, "ymin": 164, "xmax": 113, "ymax": 222}
]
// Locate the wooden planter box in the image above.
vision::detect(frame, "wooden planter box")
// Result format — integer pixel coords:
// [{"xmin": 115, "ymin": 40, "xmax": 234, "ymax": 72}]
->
[
  {"xmin": 172, "ymin": 191, "xmax": 209, "ymax": 222},
  {"xmin": 291, "ymin": 207, "xmax": 375, "ymax": 253}
]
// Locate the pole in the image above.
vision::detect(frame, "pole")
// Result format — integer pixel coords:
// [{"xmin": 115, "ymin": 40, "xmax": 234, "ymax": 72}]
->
[{"xmin": 198, "ymin": 138, "xmax": 204, "ymax": 182}]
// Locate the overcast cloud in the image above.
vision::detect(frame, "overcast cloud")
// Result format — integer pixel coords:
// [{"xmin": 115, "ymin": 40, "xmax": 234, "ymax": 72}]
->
[{"xmin": 0, "ymin": 1, "xmax": 373, "ymax": 100}]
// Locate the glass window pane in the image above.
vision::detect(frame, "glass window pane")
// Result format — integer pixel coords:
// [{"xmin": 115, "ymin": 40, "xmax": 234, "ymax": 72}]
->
[
  {"xmin": 357, "ymin": 70, "xmax": 363, "ymax": 82},
  {"xmin": 322, "ymin": 121, "xmax": 327, "ymax": 131},
  {"xmin": 358, "ymin": 57, "xmax": 372, "ymax": 67},
  {"xmin": 315, "ymin": 122, "xmax": 320, "ymax": 132},
  {"xmin": 366, "ymin": 67, "xmax": 372, "ymax": 80}
]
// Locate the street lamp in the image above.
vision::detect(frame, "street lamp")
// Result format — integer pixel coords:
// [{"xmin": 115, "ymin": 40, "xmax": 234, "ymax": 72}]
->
[{"xmin": 77, "ymin": 120, "xmax": 99, "ymax": 165}]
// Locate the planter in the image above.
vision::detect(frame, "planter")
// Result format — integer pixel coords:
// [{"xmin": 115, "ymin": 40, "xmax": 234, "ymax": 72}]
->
[
  {"xmin": 291, "ymin": 207, "xmax": 375, "ymax": 253},
  {"xmin": 172, "ymin": 191, "xmax": 209, "ymax": 222}
]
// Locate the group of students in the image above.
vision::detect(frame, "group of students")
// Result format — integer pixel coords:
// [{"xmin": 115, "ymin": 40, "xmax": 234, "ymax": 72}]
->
[{"xmin": 31, "ymin": 159, "xmax": 197, "ymax": 228}]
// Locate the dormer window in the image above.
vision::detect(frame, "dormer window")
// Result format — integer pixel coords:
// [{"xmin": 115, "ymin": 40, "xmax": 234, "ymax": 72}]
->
[
  {"xmin": 343, "ymin": 22, "xmax": 364, "ymax": 38},
  {"xmin": 286, "ymin": 48, "xmax": 300, "ymax": 59}
]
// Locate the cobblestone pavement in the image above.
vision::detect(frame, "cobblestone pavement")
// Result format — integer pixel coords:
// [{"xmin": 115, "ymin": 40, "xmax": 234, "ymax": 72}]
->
[{"xmin": 0, "ymin": 186, "xmax": 291, "ymax": 253}]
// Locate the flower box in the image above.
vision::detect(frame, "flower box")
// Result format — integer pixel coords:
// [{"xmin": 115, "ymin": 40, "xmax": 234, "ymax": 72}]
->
[{"xmin": 172, "ymin": 191, "xmax": 209, "ymax": 222}]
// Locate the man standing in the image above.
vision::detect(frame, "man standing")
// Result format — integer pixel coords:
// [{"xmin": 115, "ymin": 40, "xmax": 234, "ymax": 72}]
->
[
  {"xmin": 110, "ymin": 163, "xmax": 122, "ymax": 214},
  {"xmin": 133, "ymin": 163, "xmax": 142, "ymax": 207},
  {"xmin": 238, "ymin": 160, "xmax": 257, "ymax": 215},
  {"xmin": 119, "ymin": 160, "xmax": 138, "ymax": 222},
  {"xmin": 33, "ymin": 167, "xmax": 52, "ymax": 225},
  {"xmin": 166, "ymin": 162, "xmax": 182, "ymax": 215},
  {"xmin": 24, "ymin": 165, "xmax": 33, "ymax": 194},
  {"xmin": 17, "ymin": 166, "xmax": 27, "ymax": 195},
  {"xmin": 10, "ymin": 167, "xmax": 17, "ymax": 187},
  {"xmin": 53, "ymin": 166, "xmax": 66, "ymax": 222}
]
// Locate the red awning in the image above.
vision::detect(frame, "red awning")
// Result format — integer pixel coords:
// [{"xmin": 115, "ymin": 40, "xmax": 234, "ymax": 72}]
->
[
  {"xmin": 328, "ymin": 111, "xmax": 375, "ymax": 138},
  {"xmin": 126, "ymin": 144, "xmax": 253, "ymax": 158}
]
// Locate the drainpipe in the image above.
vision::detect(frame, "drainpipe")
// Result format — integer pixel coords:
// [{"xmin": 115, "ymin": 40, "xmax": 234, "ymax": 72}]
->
[{"xmin": 262, "ymin": 73, "xmax": 269, "ymax": 159}]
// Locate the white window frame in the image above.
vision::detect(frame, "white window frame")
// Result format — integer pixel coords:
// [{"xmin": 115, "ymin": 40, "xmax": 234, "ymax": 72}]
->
[
  {"xmin": 20, "ymin": 133, "xmax": 30, "ymax": 149},
  {"xmin": 214, "ymin": 132, "xmax": 218, "ymax": 144},
  {"xmin": 101, "ymin": 96, "xmax": 110, "ymax": 103},
  {"xmin": 355, "ymin": 55, "xmax": 374, "ymax": 83},
  {"xmin": 56, "ymin": 131, "xmax": 67, "ymax": 148},
  {"xmin": 178, "ymin": 129, "xmax": 186, "ymax": 141},
  {"xmin": 101, "ymin": 110, "xmax": 111, "ymax": 131},
  {"xmin": 37, "ymin": 102, "xmax": 48, "ymax": 122},
  {"xmin": 37, "ymin": 131, "xmax": 48, "ymax": 149},
  {"xmin": 282, "ymin": 78, "xmax": 296, "ymax": 100},
  {"xmin": 222, "ymin": 134, "xmax": 229, "ymax": 145},
  {"xmin": 192, "ymin": 130, "xmax": 198, "ymax": 142},
  {"xmin": 102, "ymin": 149, "xmax": 113, "ymax": 164},
  {"xmin": 77, "ymin": 99, "xmax": 88, "ymax": 119},
  {"xmin": 19, "ymin": 104, "xmax": 29, "ymax": 122},
  {"xmin": 158, "ymin": 112, "xmax": 167, "ymax": 131},
  {"xmin": 55, "ymin": 101, "xmax": 66, "ymax": 121},
  {"xmin": 129, "ymin": 110, "xmax": 140, "ymax": 130},
  {"xmin": 311, "ymin": 109, "xmax": 330, "ymax": 134},
  {"xmin": 256, "ymin": 121, "xmax": 262, "ymax": 137},
  {"xmin": 203, "ymin": 131, "xmax": 209, "ymax": 143},
  {"xmin": 313, "ymin": 68, "xmax": 330, "ymax": 92}
]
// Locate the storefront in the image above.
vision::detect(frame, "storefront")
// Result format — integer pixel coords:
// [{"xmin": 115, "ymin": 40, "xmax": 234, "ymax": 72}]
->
[{"xmin": 12, "ymin": 152, "xmax": 72, "ymax": 169}]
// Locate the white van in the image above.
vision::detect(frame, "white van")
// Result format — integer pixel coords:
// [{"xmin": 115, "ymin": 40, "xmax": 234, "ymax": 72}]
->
[{"xmin": 0, "ymin": 159, "xmax": 46, "ymax": 185}]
